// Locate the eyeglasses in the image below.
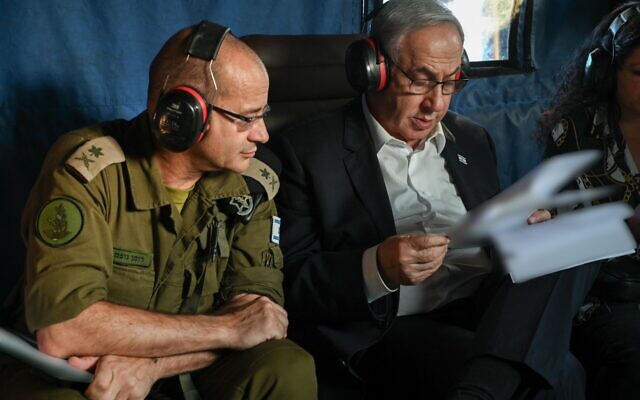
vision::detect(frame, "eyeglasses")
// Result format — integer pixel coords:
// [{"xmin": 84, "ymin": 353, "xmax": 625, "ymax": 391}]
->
[
  {"xmin": 210, "ymin": 104, "xmax": 271, "ymax": 125},
  {"xmin": 390, "ymin": 60, "xmax": 468, "ymax": 95}
]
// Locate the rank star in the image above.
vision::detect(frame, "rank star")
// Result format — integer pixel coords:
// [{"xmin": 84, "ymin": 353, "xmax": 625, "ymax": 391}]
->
[
  {"xmin": 89, "ymin": 145, "xmax": 104, "ymax": 158},
  {"xmin": 260, "ymin": 168, "xmax": 271, "ymax": 180}
]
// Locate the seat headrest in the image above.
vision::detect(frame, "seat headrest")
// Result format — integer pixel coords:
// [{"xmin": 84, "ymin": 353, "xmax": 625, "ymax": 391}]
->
[{"xmin": 242, "ymin": 34, "xmax": 362, "ymax": 133}]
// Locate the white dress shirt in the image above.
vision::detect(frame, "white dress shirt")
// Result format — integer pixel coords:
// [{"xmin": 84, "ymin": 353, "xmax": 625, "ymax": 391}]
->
[{"xmin": 360, "ymin": 96, "xmax": 492, "ymax": 316}]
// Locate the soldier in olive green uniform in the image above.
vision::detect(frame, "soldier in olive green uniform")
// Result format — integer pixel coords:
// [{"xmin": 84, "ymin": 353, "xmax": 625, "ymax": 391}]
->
[{"xmin": 0, "ymin": 21, "xmax": 316, "ymax": 400}]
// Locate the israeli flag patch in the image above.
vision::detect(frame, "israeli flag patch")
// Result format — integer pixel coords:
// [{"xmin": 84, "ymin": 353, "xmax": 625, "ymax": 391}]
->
[
  {"xmin": 457, "ymin": 154, "xmax": 468, "ymax": 165},
  {"xmin": 271, "ymin": 216, "xmax": 281, "ymax": 244}
]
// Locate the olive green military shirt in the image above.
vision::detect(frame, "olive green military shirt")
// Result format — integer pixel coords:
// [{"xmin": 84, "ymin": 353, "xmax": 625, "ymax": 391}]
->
[{"xmin": 21, "ymin": 113, "xmax": 284, "ymax": 333}]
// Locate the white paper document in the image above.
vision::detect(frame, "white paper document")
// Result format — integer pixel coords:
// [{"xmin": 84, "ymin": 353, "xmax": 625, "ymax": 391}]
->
[
  {"xmin": 493, "ymin": 203, "xmax": 636, "ymax": 282},
  {"xmin": 445, "ymin": 150, "xmax": 637, "ymax": 282},
  {"xmin": 0, "ymin": 328, "xmax": 93, "ymax": 383}
]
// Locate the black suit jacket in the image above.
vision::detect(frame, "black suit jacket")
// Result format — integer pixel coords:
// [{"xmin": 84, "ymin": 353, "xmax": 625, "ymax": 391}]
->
[{"xmin": 268, "ymin": 99, "xmax": 501, "ymax": 369}]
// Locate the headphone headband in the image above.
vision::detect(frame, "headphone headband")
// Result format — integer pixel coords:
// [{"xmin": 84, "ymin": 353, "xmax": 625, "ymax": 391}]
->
[
  {"xmin": 607, "ymin": 4, "xmax": 640, "ymax": 45},
  {"xmin": 584, "ymin": 3, "xmax": 640, "ymax": 95},
  {"xmin": 187, "ymin": 20, "xmax": 230, "ymax": 60}
]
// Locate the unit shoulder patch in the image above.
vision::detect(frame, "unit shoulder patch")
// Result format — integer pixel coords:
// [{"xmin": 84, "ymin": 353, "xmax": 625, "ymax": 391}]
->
[
  {"xmin": 66, "ymin": 136, "xmax": 125, "ymax": 182},
  {"xmin": 35, "ymin": 198, "xmax": 84, "ymax": 247}
]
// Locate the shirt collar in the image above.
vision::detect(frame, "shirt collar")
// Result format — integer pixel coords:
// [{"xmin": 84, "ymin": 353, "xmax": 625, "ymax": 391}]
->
[{"xmin": 361, "ymin": 95, "xmax": 447, "ymax": 155}]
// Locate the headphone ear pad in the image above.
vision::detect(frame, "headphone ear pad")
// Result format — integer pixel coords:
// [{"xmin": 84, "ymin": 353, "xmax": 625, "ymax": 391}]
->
[
  {"xmin": 345, "ymin": 38, "xmax": 388, "ymax": 92},
  {"xmin": 460, "ymin": 49, "xmax": 470, "ymax": 77},
  {"xmin": 584, "ymin": 47, "xmax": 613, "ymax": 95},
  {"xmin": 152, "ymin": 86, "xmax": 208, "ymax": 152}
]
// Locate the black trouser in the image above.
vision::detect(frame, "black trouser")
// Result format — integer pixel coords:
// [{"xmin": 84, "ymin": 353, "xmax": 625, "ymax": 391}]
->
[
  {"xmin": 356, "ymin": 262, "xmax": 599, "ymax": 399},
  {"xmin": 572, "ymin": 299, "xmax": 640, "ymax": 400}
]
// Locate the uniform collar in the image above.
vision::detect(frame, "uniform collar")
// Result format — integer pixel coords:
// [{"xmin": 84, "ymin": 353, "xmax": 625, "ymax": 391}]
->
[
  {"xmin": 121, "ymin": 113, "xmax": 250, "ymax": 211},
  {"xmin": 120, "ymin": 113, "xmax": 172, "ymax": 210}
]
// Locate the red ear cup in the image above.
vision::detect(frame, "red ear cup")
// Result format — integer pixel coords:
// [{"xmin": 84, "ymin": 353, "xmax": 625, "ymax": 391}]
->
[
  {"xmin": 364, "ymin": 37, "xmax": 388, "ymax": 91},
  {"xmin": 152, "ymin": 85, "xmax": 210, "ymax": 152},
  {"xmin": 174, "ymin": 85, "xmax": 209, "ymax": 144},
  {"xmin": 152, "ymin": 21, "xmax": 230, "ymax": 152},
  {"xmin": 174, "ymin": 85, "xmax": 209, "ymax": 125},
  {"xmin": 346, "ymin": 37, "xmax": 469, "ymax": 92},
  {"xmin": 345, "ymin": 37, "xmax": 390, "ymax": 92}
]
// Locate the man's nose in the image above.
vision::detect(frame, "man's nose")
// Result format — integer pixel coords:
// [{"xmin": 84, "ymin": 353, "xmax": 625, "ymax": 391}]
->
[
  {"xmin": 420, "ymin": 84, "xmax": 447, "ymax": 113},
  {"xmin": 249, "ymin": 119, "xmax": 269, "ymax": 143}
]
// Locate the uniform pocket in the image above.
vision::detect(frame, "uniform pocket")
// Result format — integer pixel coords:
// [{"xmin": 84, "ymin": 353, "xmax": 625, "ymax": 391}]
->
[{"xmin": 107, "ymin": 264, "xmax": 155, "ymax": 308}]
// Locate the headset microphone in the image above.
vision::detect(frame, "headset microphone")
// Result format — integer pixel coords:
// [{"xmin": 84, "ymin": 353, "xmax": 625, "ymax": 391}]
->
[{"xmin": 218, "ymin": 145, "xmax": 281, "ymax": 224}]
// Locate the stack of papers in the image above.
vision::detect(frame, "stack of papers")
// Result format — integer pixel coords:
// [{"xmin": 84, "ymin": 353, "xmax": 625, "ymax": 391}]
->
[{"xmin": 446, "ymin": 150, "xmax": 636, "ymax": 282}]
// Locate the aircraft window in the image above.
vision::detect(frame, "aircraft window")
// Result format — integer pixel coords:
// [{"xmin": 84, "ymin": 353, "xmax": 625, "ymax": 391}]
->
[
  {"xmin": 443, "ymin": 0, "xmax": 512, "ymax": 62},
  {"xmin": 376, "ymin": 0, "xmax": 534, "ymax": 76}
]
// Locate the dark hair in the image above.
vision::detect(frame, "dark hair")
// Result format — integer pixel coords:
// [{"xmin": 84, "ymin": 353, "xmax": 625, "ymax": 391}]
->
[{"xmin": 536, "ymin": 1, "xmax": 640, "ymax": 141}]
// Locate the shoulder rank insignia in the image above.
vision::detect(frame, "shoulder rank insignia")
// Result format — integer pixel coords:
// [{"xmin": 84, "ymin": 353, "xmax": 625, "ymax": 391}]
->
[
  {"xmin": 66, "ymin": 136, "xmax": 125, "ymax": 183},
  {"xmin": 35, "ymin": 198, "xmax": 84, "ymax": 247},
  {"xmin": 242, "ymin": 158, "xmax": 280, "ymax": 200}
]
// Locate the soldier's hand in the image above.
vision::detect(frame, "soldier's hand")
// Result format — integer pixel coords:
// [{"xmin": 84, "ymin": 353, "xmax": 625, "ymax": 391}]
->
[
  {"xmin": 219, "ymin": 294, "xmax": 288, "ymax": 350},
  {"xmin": 377, "ymin": 233, "xmax": 449, "ymax": 286},
  {"xmin": 79, "ymin": 355, "xmax": 159, "ymax": 400}
]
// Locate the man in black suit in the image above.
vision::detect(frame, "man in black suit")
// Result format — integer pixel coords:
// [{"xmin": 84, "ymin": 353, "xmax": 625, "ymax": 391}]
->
[{"xmin": 268, "ymin": 0, "xmax": 598, "ymax": 398}]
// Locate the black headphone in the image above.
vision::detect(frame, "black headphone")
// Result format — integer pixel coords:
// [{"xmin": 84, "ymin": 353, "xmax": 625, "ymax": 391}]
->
[
  {"xmin": 345, "ymin": 37, "xmax": 470, "ymax": 93},
  {"xmin": 583, "ymin": 3, "xmax": 640, "ymax": 94},
  {"xmin": 152, "ymin": 21, "xmax": 230, "ymax": 152}
]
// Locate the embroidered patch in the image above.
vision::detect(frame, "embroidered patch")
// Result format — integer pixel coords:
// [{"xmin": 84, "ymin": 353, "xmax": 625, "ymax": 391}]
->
[
  {"xmin": 113, "ymin": 248, "xmax": 153, "ymax": 267},
  {"xmin": 228, "ymin": 195, "xmax": 254, "ymax": 216},
  {"xmin": 35, "ymin": 198, "xmax": 84, "ymax": 247},
  {"xmin": 262, "ymin": 249, "xmax": 274, "ymax": 267},
  {"xmin": 66, "ymin": 136, "xmax": 125, "ymax": 183},
  {"xmin": 271, "ymin": 216, "xmax": 281, "ymax": 244}
]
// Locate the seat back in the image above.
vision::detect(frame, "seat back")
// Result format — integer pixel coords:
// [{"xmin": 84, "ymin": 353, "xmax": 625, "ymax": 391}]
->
[
  {"xmin": 241, "ymin": 34, "xmax": 366, "ymax": 400},
  {"xmin": 242, "ymin": 34, "xmax": 362, "ymax": 134}
]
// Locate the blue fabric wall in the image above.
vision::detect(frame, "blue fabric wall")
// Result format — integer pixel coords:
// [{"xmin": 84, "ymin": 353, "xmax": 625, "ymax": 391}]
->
[
  {"xmin": 0, "ymin": 0, "xmax": 610, "ymax": 298},
  {"xmin": 451, "ymin": 0, "xmax": 610, "ymax": 186},
  {"xmin": 0, "ymin": 0, "xmax": 363, "ymax": 299}
]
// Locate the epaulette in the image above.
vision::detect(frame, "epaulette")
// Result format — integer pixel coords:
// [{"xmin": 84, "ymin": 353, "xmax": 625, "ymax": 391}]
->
[
  {"xmin": 242, "ymin": 158, "xmax": 280, "ymax": 200},
  {"xmin": 65, "ymin": 136, "xmax": 125, "ymax": 183}
]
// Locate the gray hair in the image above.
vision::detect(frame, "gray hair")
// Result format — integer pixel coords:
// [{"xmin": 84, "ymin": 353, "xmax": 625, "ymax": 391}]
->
[{"xmin": 371, "ymin": 0, "xmax": 465, "ymax": 62}]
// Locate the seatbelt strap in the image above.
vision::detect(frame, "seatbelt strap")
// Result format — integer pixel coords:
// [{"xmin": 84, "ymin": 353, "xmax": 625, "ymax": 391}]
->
[{"xmin": 177, "ymin": 218, "xmax": 219, "ymax": 400}]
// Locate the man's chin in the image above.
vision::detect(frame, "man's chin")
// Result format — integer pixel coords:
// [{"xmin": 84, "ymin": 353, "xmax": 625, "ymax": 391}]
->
[{"xmin": 229, "ymin": 158, "xmax": 252, "ymax": 174}]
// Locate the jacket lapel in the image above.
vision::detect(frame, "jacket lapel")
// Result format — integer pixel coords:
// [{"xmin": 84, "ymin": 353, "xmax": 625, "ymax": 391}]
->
[
  {"xmin": 441, "ymin": 125, "xmax": 485, "ymax": 211},
  {"xmin": 342, "ymin": 101, "xmax": 396, "ymax": 239}
]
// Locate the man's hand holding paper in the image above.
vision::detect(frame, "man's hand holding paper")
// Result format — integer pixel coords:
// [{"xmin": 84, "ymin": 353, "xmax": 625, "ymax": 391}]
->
[{"xmin": 376, "ymin": 233, "xmax": 450, "ymax": 287}]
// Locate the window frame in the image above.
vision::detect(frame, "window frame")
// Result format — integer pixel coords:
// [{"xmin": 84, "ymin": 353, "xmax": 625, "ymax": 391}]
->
[{"xmin": 363, "ymin": 0, "xmax": 536, "ymax": 77}]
